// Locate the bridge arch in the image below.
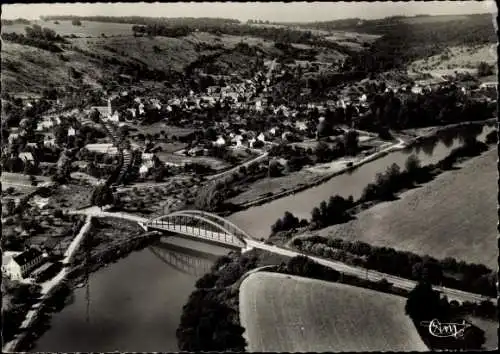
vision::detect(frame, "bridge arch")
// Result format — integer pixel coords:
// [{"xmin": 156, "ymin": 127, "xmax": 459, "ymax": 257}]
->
[
  {"xmin": 146, "ymin": 210, "xmax": 249, "ymax": 248},
  {"xmin": 169, "ymin": 210, "xmax": 256, "ymax": 241}
]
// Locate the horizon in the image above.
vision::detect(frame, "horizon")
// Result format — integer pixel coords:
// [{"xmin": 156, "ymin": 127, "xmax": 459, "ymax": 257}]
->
[{"xmin": 2, "ymin": 1, "xmax": 497, "ymax": 22}]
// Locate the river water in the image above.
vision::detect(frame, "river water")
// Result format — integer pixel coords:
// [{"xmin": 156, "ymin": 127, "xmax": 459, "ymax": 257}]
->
[{"xmin": 31, "ymin": 123, "xmax": 495, "ymax": 352}]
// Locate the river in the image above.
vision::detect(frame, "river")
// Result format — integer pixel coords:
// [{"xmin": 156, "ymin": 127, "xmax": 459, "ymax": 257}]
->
[
  {"xmin": 228, "ymin": 124, "xmax": 496, "ymax": 238},
  {"xmin": 30, "ymin": 123, "xmax": 495, "ymax": 352}
]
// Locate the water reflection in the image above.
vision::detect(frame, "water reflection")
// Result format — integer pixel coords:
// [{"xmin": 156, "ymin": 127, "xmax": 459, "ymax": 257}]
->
[
  {"xmin": 149, "ymin": 241, "xmax": 219, "ymax": 277},
  {"xmin": 421, "ymin": 136, "xmax": 439, "ymax": 156},
  {"xmin": 32, "ymin": 238, "xmax": 232, "ymax": 353}
]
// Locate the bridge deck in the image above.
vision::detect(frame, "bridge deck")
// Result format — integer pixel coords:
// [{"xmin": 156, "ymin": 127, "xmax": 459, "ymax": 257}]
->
[{"xmin": 146, "ymin": 221, "xmax": 244, "ymax": 250}]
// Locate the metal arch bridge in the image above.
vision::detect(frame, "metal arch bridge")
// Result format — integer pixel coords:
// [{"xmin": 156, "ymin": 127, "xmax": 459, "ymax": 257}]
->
[
  {"xmin": 144, "ymin": 210, "xmax": 256, "ymax": 249},
  {"xmin": 148, "ymin": 245, "xmax": 214, "ymax": 277}
]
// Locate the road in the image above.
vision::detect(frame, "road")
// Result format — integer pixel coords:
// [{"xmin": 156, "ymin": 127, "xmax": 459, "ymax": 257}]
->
[
  {"xmin": 207, "ymin": 151, "xmax": 269, "ymax": 181},
  {"xmin": 245, "ymin": 239, "xmax": 493, "ymax": 304},
  {"xmin": 3, "ymin": 216, "xmax": 92, "ymax": 353},
  {"xmin": 67, "ymin": 207, "xmax": 493, "ymax": 305}
]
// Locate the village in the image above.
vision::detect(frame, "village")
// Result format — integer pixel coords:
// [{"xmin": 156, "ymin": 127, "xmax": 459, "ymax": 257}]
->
[{"xmin": 2, "ymin": 51, "xmax": 498, "ymax": 287}]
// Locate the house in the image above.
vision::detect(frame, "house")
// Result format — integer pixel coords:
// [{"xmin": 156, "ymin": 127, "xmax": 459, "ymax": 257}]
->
[
  {"xmin": 67, "ymin": 127, "xmax": 76, "ymax": 136},
  {"xmin": 8, "ymin": 133, "xmax": 19, "ymax": 144},
  {"xmin": 19, "ymin": 152, "xmax": 35, "ymax": 163},
  {"xmin": 36, "ymin": 118, "xmax": 54, "ymax": 131},
  {"xmin": 231, "ymin": 135, "xmax": 244, "ymax": 148},
  {"xmin": 44, "ymin": 133, "xmax": 56, "ymax": 147},
  {"xmin": 269, "ymin": 127, "xmax": 280, "ymax": 136},
  {"xmin": 295, "ymin": 121, "xmax": 308, "ymax": 131},
  {"xmin": 256, "ymin": 132, "xmax": 267, "ymax": 142},
  {"xmin": 411, "ymin": 86, "xmax": 423, "ymax": 95},
  {"xmin": 213, "ymin": 136, "xmax": 226, "ymax": 147},
  {"xmin": 2, "ymin": 248, "xmax": 45, "ymax": 281}
]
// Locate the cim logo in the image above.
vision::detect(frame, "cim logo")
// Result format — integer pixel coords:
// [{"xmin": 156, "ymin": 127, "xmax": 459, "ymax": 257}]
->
[{"xmin": 420, "ymin": 319, "xmax": 472, "ymax": 339}]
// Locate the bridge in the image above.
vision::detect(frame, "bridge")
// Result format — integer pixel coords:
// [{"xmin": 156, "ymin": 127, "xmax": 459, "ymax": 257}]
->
[
  {"xmin": 67, "ymin": 206, "xmax": 494, "ymax": 305},
  {"xmin": 144, "ymin": 210, "xmax": 256, "ymax": 250}
]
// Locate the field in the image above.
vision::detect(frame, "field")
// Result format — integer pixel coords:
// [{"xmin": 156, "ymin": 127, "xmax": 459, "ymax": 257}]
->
[
  {"xmin": 239, "ymin": 271, "xmax": 428, "ymax": 352},
  {"xmin": 465, "ymin": 316, "xmax": 498, "ymax": 350},
  {"xmin": 303, "ymin": 148, "xmax": 497, "ymax": 269},
  {"xmin": 1, "ymin": 172, "xmax": 51, "ymax": 196},
  {"xmin": 409, "ymin": 44, "xmax": 497, "ymax": 76},
  {"xmin": 2, "ymin": 20, "xmax": 135, "ymax": 37}
]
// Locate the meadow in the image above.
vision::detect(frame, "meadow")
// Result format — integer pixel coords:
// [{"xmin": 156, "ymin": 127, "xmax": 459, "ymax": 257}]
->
[
  {"xmin": 239, "ymin": 271, "xmax": 428, "ymax": 352},
  {"xmin": 304, "ymin": 148, "xmax": 497, "ymax": 269}
]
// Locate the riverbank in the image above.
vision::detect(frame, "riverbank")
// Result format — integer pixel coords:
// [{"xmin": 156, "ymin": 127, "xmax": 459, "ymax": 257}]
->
[
  {"xmin": 3, "ymin": 215, "xmax": 93, "ymax": 353},
  {"xmin": 4, "ymin": 215, "xmax": 159, "ymax": 353},
  {"xmin": 261, "ymin": 142, "xmax": 497, "ymax": 301},
  {"xmin": 227, "ymin": 137, "xmax": 406, "ymax": 213},
  {"xmin": 227, "ymin": 119, "xmax": 495, "ymax": 213}
]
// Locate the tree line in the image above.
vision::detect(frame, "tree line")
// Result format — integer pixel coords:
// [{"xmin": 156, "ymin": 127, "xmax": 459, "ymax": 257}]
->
[
  {"xmin": 293, "ymin": 234, "xmax": 496, "ymax": 298},
  {"xmin": 2, "ymin": 24, "xmax": 67, "ymax": 52},
  {"xmin": 272, "ymin": 132, "xmax": 490, "ymax": 235}
]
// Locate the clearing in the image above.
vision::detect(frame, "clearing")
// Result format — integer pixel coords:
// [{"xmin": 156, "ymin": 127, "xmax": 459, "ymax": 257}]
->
[
  {"xmin": 239, "ymin": 271, "xmax": 427, "ymax": 352},
  {"xmin": 302, "ymin": 148, "xmax": 497, "ymax": 269}
]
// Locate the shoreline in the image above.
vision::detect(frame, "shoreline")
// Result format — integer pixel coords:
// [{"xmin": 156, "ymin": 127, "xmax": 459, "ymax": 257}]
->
[
  {"xmin": 229, "ymin": 139, "xmax": 406, "ymax": 213},
  {"xmin": 3, "ymin": 215, "xmax": 93, "ymax": 353},
  {"xmin": 227, "ymin": 119, "xmax": 495, "ymax": 213},
  {"xmin": 3, "ymin": 219, "xmax": 158, "ymax": 353}
]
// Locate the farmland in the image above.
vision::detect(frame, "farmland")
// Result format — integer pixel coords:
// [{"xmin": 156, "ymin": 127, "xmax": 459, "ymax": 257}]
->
[
  {"xmin": 409, "ymin": 44, "xmax": 496, "ymax": 77},
  {"xmin": 302, "ymin": 148, "xmax": 497, "ymax": 269},
  {"xmin": 239, "ymin": 271, "xmax": 428, "ymax": 352},
  {"xmin": 1, "ymin": 20, "xmax": 135, "ymax": 37}
]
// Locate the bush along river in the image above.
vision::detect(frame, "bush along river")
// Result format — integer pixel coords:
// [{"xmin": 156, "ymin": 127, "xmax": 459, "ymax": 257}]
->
[{"xmin": 29, "ymin": 123, "xmax": 495, "ymax": 352}]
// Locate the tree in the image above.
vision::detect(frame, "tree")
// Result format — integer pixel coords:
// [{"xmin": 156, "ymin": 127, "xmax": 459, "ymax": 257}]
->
[
  {"xmin": 268, "ymin": 160, "xmax": 282, "ymax": 177},
  {"xmin": 72, "ymin": 19, "xmax": 82, "ymax": 26},
  {"xmin": 344, "ymin": 130, "xmax": 359, "ymax": 156},
  {"xmin": 314, "ymin": 141, "xmax": 331, "ymax": 163},
  {"xmin": 404, "ymin": 155, "xmax": 421, "ymax": 174},
  {"xmin": 91, "ymin": 184, "xmax": 115, "ymax": 210},
  {"xmin": 405, "ymin": 281, "xmax": 443, "ymax": 322},
  {"xmin": 477, "ymin": 61, "xmax": 493, "ymax": 77},
  {"xmin": 316, "ymin": 120, "xmax": 333, "ymax": 139}
]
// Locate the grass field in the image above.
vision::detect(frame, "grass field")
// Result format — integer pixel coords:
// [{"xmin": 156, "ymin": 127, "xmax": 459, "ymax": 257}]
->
[
  {"xmin": 409, "ymin": 44, "xmax": 496, "ymax": 76},
  {"xmin": 239, "ymin": 271, "xmax": 428, "ymax": 352},
  {"xmin": 2, "ymin": 20, "xmax": 135, "ymax": 37},
  {"xmin": 303, "ymin": 148, "xmax": 497, "ymax": 269},
  {"xmin": 465, "ymin": 316, "xmax": 498, "ymax": 350}
]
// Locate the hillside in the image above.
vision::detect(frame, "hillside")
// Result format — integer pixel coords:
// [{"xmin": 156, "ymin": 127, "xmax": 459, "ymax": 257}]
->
[
  {"xmin": 239, "ymin": 271, "xmax": 428, "ymax": 352},
  {"xmin": 408, "ymin": 44, "xmax": 497, "ymax": 77},
  {"xmin": 1, "ymin": 25, "xmax": 346, "ymax": 95},
  {"xmin": 304, "ymin": 148, "xmax": 498, "ymax": 269}
]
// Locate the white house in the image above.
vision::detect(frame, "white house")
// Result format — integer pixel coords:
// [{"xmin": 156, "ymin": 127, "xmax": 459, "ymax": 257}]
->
[
  {"xmin": 8, "ymin": 133, "xmax": 19, "ymax": 144},
  {"xmin": 213, "ymin": 136, "xmax": 226, "ymax": 147},
  {"xmin": 257, "ymin": 132, "xmax": 266, "ymax": 142},
  {"xmin": 269, "ymin": 127, "xmax": 280, "ymax": 136},
  {"xmin": 36, "ymin": 118, "xmax": 54, "ymax": 131},
  {"xmin": 295, "ymin": 121, "xmax": 308, "ymax": 131},
  {"xmin": 2, "ymin": 249, "xmax": 45, "ymax": 281},
  {"xmin": 231, "ymin": 135, "xmax": 244, "ymax": 148},
  {"xmin": 67, "ymin": 127, "xmax": 76, "ymax": 136},
  {"xmin": 411, "ymin": 86, "xmax": 423, "ymax": 95},
  {"xmin": 140, "ymin": 153, "xmax": 157, "ymax": 177},
  {"xmin": 44, "ymin": 134, "xmax": 56, "ymax": 147},
  {"xmin": 19, "ymin": 152, "xmax": 35, "ymax": 163}
]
